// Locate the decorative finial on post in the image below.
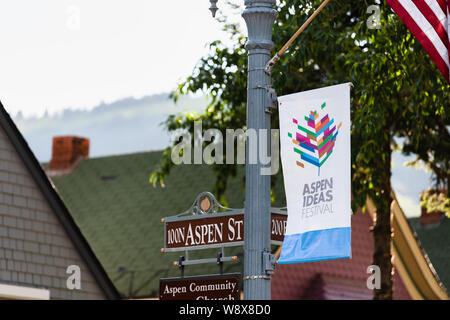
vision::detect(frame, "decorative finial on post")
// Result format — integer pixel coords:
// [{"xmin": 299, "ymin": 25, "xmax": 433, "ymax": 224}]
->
[{"xmin": 209, "ymin": 0, "xmax": 218, "ymax": 17}]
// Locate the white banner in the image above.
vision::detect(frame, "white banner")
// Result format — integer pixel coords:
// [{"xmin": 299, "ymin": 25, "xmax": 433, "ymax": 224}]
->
[{"xmin": 278, "ymin": 83, "xmax": 352, "ymax": 264}]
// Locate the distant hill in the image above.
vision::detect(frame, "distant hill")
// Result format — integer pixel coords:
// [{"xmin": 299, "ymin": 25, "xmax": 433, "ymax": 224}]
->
[{"xmin": 13, "ymin": 94, "xmax": 208, "ymax": 162}]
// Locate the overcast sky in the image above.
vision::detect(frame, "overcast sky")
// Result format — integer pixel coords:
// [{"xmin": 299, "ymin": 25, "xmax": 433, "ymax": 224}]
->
[
  {"xmin": 0, "ymin": 1, "xmax": 429, "ymax": 218},
  {"xmin": 0, "ymin": 0, "xmax": 239, "ymax": 117}
]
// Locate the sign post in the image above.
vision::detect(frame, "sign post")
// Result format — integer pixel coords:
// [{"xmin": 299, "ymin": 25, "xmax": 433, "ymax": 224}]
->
[
  {"xmin": 241, "ymin": 0, "xmax": 278, "ymax": 300},
  {"xmin": 159, "ymin": 192, "xmax": 287, "ymax": 300}
]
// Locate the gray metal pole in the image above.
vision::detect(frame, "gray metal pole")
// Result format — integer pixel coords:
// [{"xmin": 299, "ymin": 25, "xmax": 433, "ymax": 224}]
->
[{"xmin": 242, "ymin": 0, "xmax": 277, "ymax": 300}]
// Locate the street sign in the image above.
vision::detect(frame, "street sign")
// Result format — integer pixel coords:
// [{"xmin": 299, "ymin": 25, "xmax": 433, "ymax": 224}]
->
[
  {"xmin": 164, "ymin": 213, "xmax": 244, "ymax": 250},
  {"xmin": 161, "ymin": 192, "xmax": 287, "ymax": 252},
  {"xmin": 160, "ymin": 274, "xmax": 241, "ymax": 300},
  {"xmin": 270, "ymin": 210, "xmax": 288, "ymax": 245}
]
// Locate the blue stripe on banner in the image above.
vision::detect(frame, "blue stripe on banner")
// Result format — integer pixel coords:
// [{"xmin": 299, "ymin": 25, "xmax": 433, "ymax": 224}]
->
[
  {"xmin": 277, "ymin": 227, "xmax": 351, "ymax": 264},
  {"xmin": 299, "ymin": 142, "xmax": 315, "ymax": 153},
  {"xmin": 300, "ymin": 153, "xmax": 320, "ymax": 166}
]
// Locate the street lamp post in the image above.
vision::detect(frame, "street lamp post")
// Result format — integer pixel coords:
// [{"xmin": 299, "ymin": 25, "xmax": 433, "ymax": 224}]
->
[
  {"xmin": 242, "ymin": 0, "xmax": 277, "ymax": 300},
  {"xmin": 209, "ymin": 0, "xmax": 278, "ymax": 300}
]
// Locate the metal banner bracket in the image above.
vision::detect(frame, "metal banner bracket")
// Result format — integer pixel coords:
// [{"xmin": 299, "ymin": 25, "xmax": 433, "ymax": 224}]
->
[
  {"xmin": 265, "ymin": 87, "xmax": 278, "ymax": 114},
  {"xmin": 253, "ymin": 85, "xmax": 278, "ymax": 114},
  {"xmin": 263, "ymin": 251, "xmax": 276, "ymax": 276}
]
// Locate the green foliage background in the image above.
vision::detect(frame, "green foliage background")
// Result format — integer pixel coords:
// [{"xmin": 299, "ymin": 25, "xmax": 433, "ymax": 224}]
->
[
  {"xmin": 151, "ymin": 0, "xmax": 449, "ymax": 211},
  {"xmin": 150, "ymin": 0, "xmax": 449, "ymax": 299}
]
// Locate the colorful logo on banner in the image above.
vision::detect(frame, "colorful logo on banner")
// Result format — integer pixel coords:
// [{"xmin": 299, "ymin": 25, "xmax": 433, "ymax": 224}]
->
[{"xmin": 288, "ymin": 102, "xmax": 342, "ymax": 175}]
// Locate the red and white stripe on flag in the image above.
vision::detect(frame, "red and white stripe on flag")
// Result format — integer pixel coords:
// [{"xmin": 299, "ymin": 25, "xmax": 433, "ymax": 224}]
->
[{"xmin": 386, "ymin": 0, "xmax": 450, "ymax": 83}]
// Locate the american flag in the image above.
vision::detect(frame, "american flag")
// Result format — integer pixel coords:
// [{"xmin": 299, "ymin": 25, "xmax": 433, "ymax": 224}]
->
[{"xmin": 386, "ymin": 0, "xmax": 450, "ymax": 83}]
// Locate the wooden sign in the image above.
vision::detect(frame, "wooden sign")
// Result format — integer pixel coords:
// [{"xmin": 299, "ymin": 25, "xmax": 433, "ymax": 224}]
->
[
  {"xmin": 163, "ymin": 211, "xmax": 287, "ymax": 251},
  {"xmin": 164, "ymin": 213, "xmax": 244, "ymax": 250},
  {"xmin": 161, "ymin": 192, "xmax": 287, "ymax": 252},
  {"xmin": 271, "ymin": 212, "xmax": 288, "ymax": 244},
  {"xmin": 160, "ymin": 274, "xmax": 241, "ymax": 300}
]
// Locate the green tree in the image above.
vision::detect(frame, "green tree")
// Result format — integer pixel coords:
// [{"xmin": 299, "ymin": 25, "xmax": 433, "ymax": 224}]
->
[
  {"xmin": 402, "ymin": 114, "xmax": 450, "ymax": 217},
  {"xmin": 151, "ymin": 0, "xmax": 449, "ymax": 299}
]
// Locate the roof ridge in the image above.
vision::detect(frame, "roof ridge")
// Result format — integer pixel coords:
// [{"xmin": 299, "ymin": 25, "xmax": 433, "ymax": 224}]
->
[{"xmin": 43, "ymin": 149, "xmax": 166, "ymax": 166}]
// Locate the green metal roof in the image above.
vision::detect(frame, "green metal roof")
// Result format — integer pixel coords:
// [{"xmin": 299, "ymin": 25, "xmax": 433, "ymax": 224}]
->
[
  {"xmin": 49, "ymin": 151, "xmax": 285, "ymax": 298},
  {"xmin": 408, "ymin": 217, "xmax": 450, "ymax": 291}
]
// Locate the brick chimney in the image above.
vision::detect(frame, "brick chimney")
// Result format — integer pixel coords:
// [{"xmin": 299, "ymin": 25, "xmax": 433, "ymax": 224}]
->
[
  {"xmin": 420, "ymin": 206, "xmax": 445, "ymax": 228},
  {"xmin": 49, "ymin": 136, "xmax": 89, "ymax": 170}
]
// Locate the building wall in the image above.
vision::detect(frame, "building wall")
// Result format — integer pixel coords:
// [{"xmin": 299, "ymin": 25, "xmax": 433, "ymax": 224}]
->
[
  {"xmin": 0, "ymin": 126, "xmax": 105, "ymax": 299},
  {"xmin": 272, "ymin": 208, "xmax": 411, "ymax": 300}
]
